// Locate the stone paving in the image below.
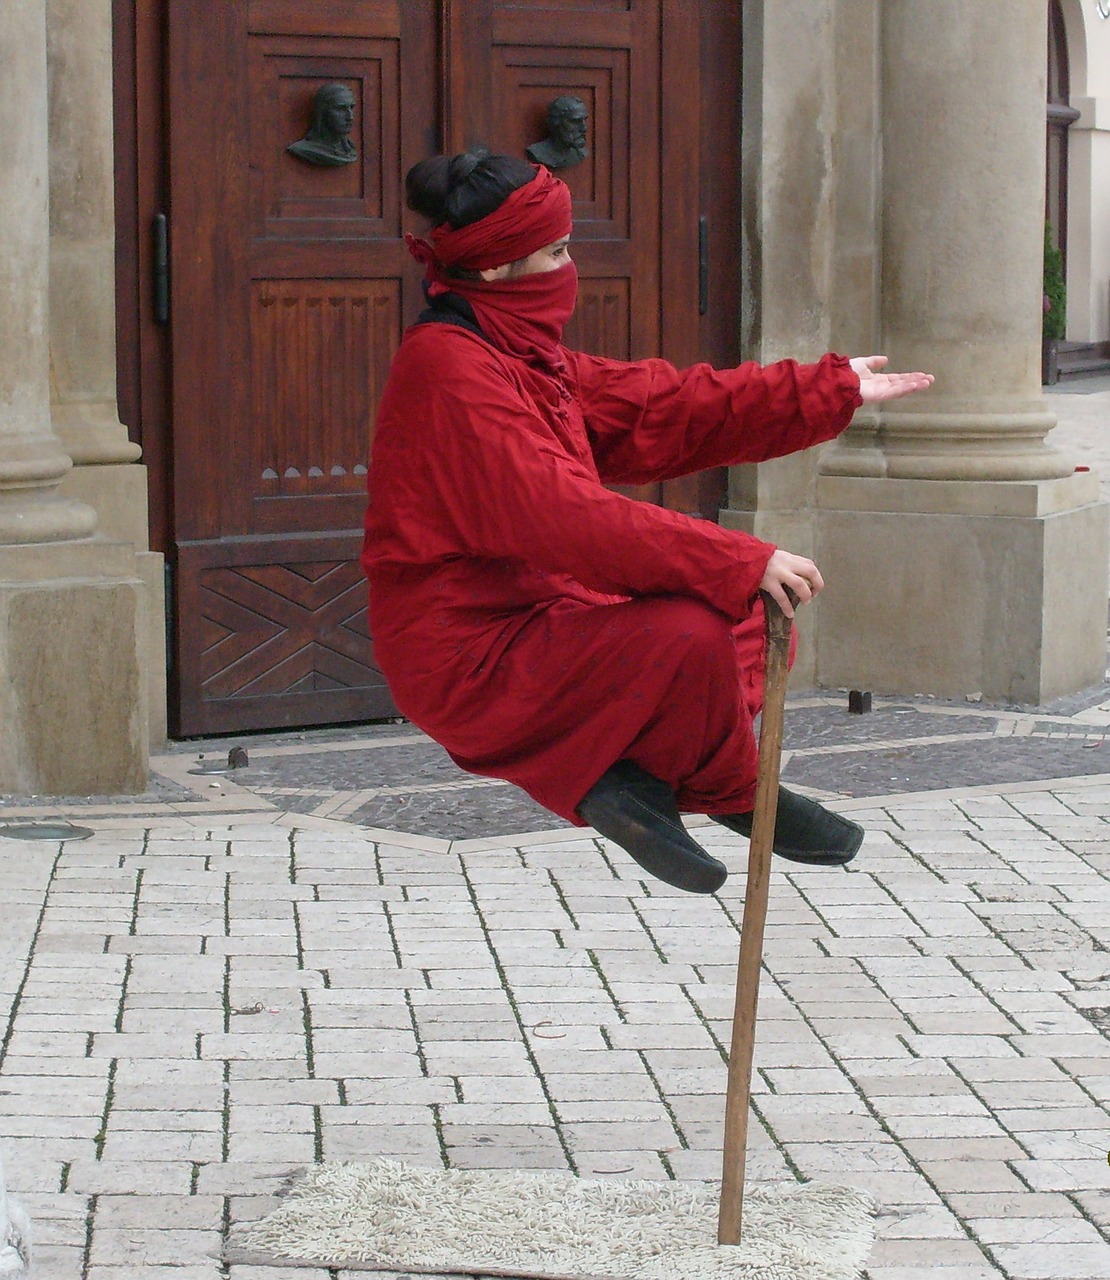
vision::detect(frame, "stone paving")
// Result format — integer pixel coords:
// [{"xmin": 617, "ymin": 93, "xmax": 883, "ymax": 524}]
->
[
  {"xmin": 4, "ymin": 697, "xmax": 1110, "ymax": 1280},
  {"xmin": 1047, "ymin": 374, "xmax": 1110, "ymax": 506},
  {"xmin": 1, "ymin": 379, "xmax": 1109, "ymax": 1280}
]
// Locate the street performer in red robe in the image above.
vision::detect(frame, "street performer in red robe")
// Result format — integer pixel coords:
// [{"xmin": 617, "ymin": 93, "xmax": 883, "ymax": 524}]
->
[{"xmin": 362, "ymin": 152, "xmax": 933, "ymax": 894}]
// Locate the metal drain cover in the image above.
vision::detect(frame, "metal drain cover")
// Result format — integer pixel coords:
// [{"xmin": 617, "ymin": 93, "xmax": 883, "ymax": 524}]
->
[{"xmin": 0, "ymin": 821, "xmax": 95, "ymax": 841}]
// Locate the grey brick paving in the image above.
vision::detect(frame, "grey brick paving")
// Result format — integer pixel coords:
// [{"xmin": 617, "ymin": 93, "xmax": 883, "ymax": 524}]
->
[
  {"xmin": 7, "ymin": 769, "xmax": 1108, "ymax": 1278},
  {"xmin": 6, "ymin": 394, "xmax": 1110, "ymax": 1280}
]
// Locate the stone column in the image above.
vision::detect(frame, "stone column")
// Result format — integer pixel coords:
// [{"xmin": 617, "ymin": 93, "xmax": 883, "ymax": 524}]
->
[
  {"xmin": 0, "ymin": 0, "xmax": 97, "ymax": 546},
  {"xmin": 816, "ymin": 0, "xmax": 1108, "ymax": 704},
  {"xmin": 720, "ymin": 0, "xmax": 881, "ymax": 683},
  {"xmin": 45, "ymin": 0, "xmax": 167, "ymax": 744},
  {"xmin": 46, "ymin": 0, "xmax": 142, "ymax": 473},
  {"xmin": 0, "ymin": 0, "xmax": 147, "ymax": 793}
]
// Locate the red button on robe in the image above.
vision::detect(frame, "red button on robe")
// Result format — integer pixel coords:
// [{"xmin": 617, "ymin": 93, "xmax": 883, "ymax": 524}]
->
[{"xmin": 362, "ymin": 325, "xmax": 862, "ymax": 824}]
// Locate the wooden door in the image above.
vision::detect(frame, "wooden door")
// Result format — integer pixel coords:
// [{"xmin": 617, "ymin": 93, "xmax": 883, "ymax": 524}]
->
[
  {"xmin": 167, "ymin": 1, "xmax": 436, "ymax": 734},
  {"xmin": 164, "ymin": 0, "xmax": 741, "ymax": 736},
  {"xmin": 444, "ymin": 0, "xmax": 739, "ymax": 513}
]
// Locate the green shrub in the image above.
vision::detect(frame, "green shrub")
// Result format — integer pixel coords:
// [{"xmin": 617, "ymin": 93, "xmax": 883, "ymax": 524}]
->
[{"xmin": 1043, "ymin": 222, "xmax": 1066, "ymax": 341}]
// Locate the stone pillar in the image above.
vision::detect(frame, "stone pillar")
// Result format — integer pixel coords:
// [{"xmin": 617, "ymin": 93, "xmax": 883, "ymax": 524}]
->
[
  {"xmin": 0, "ymin": 0, "xmax": 148, "ymax": 793},
  {"xmin": 46, "ymin": 0, "xmax": 168, "ymax": 745},
  {"xmin": 46, "ymin": 0, "xmax": 141, "ymax": 472},
  {"xmin": 0, "ymin": 0, "xmax": 97, "ymax": 547},
  {"xmin": 816, "ymin": 0, "xmax": 1108, "ymax": 704},
  {"xmin": 720, "ymin": 0, "xmax": 881, "ymax": 683}
]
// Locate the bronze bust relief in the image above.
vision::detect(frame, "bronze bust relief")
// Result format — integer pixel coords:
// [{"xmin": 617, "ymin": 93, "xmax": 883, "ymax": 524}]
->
[
  {"xmin": 288, "ymin": 83, "xmax": 358, "ymax": 168},
  {"xmin": 526, "ymin": 95, "xmax": 589, "ymax": 171}
]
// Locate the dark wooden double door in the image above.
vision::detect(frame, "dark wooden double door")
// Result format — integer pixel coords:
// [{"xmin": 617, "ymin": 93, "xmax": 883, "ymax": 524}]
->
[{"xmin": 166, "ymin": 0, "xmax": 741, "ymax": 735}]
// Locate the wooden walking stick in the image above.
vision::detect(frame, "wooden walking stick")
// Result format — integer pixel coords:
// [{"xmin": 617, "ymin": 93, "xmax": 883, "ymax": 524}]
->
[{"xmin": 717, "ymin": 589, "xmax": 794, "ymax": 1246}]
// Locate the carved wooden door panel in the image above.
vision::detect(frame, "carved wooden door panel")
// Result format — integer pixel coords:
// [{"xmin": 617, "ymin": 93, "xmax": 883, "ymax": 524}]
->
[
  {"xmin": 165, "ymin": 0, "xmax": 741, "ymax": 736},
  {"xmin": 443, "ymin": 0, "xmax": 740, "ymax": 516},
  {"xmin": 167, "ymin": 1, "xmax": 436, "ymax": 733}
]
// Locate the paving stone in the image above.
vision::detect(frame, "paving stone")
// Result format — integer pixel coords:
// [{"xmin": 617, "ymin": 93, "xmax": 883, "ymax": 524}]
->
[
  {"xmin": 441, "ymin": 1099, "xmax": 557, "ymax": 1127},
  {"xmin": 869, "ymin": 1240, "xmax": 995, "ymax": 1266},
  {"xmin": 916, "ymin": 1160, "xmax": 1035, "ymax": 1194},
  {"xmin": 85, "ymin": 1265, "xmax": 224, "ymax": 1278},
  {"xmin": 945, "ymin": 1192, "xmax": 1081, "ymax": 1220},
  {"xmin": 968, "ymin": 1216, "xmax": 1108, "ymax": 1245},
  {"xmin": 65, "ymin": 1160, "xmax": 197, "ymax": 1195},
  {"xmin": 454, "ymin": 1074, "xmax": 548, "ymax": 1104},
  {"xmin": 1010, "ymin": 1158, "xmax": 1110, "ymax": 1192},
  {"xmin": 785, "ymin": 1140, "xmax": 918, "ymax": 1175},
  {"xmin": 227, "ymin": 1269, "xmax": 334, "ymax": 1280},
  {"xmin": 94, "ymin": 1194, "xmax": 224, "ymax": 1229},
  {"xmin": 761, "ymin": 1067, "xmax": 857, "ymax": 1093},
  {"xmin": 989, "ymin": 1241, "xmax": 1110, "ymax": 1278},
  {"xmin": 88, "ymin": 1227, "xmax": 224, "ymax": 1267}
]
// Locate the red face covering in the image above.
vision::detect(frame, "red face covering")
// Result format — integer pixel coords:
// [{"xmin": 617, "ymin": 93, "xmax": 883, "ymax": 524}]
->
[
  {"xmin": 450, "ymin": 261, "xmax": 578, "ymax": 373},
  {"xmin": 406, "ymin": 166, "xmax": 576, "ymax": 375}
]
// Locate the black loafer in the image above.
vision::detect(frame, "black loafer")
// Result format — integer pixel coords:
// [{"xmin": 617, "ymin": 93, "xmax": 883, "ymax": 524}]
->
[
  {"xmin": 713, "ymin": 785, "xmax": 863, "ymax": 866},
  {"xmin": 577, "ymin": 761, "xmax": 727, "ymax": 894}
]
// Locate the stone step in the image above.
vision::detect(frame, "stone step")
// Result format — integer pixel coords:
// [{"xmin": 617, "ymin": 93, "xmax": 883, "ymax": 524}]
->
[{"xmin": 1059, "ymin": 357, "xmax": 1110, "ymax": 378}]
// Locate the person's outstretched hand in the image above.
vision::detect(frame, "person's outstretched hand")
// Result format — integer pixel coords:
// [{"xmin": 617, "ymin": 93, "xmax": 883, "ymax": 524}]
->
[
  {"xmin": 759, "ymin": 549, "xmax": 823, "ymax": 620},
  {"xmin": 850, "ymin": 355, "xmax": 934, "ymax": 403}
]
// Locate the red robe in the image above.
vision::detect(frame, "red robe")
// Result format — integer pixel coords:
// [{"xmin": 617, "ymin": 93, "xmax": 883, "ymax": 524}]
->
[{"xmin": 362, "ymin": 324, "xmax": 861, "ymax": 823}]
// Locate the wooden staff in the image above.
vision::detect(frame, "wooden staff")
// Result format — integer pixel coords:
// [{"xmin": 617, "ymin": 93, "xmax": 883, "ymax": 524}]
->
[{"xmin": 717, "ymin": 589, "xmax": 794, "ymax": 1245}]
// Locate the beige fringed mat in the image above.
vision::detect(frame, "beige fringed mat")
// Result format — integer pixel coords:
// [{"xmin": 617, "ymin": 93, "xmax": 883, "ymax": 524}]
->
[{"xmin": 224, "ymin": 1158, "xmax": 876, "ymax": 1279}]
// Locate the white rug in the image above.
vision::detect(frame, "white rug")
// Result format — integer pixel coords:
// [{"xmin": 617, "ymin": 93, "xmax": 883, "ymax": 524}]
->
[{"xmin": 224, "ymin": 1158, "xmax": 876, "ymax": 1279}]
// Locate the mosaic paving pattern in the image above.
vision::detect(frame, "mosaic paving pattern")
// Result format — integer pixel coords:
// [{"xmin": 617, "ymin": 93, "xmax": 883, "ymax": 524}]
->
[
  {"xmin": 783, "ymin": 732, "xmax": 1110, "ymax": 798},
  {"xmin": 269, "ymin": 778, "xmax": 565, "ymax": 838},
  {"xmin": 133, "ymin": 679, "xmax": 1110, "ymax": 841},
  {"xmin": 782, "ymin": 704, "xmax": 1003, "ymax": 749}
]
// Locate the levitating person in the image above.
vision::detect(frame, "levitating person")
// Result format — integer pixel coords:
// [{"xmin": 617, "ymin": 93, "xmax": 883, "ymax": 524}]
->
[{"xmin": 362, "ymin": 152, "xmax": 933, "ymax": 893}]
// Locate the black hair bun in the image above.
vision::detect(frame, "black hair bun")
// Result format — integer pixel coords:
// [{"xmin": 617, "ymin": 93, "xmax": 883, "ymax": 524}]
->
[
  {"xmin": 448, "ymin": 151, "xmax": 484, "ymax": 184},
  {"xmin": 405, "ymin": 150, "xmax": 536, "ymax": 229}
]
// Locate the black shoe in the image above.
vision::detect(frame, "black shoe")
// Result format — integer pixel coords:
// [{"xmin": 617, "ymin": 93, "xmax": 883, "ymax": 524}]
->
[
  {"xmin": 577, "ymin": 761, "xmax": 727, "ymax": 895},
  {"xmin": 713, "ymin": 786, "xmax": 863, "ymax": 866}
]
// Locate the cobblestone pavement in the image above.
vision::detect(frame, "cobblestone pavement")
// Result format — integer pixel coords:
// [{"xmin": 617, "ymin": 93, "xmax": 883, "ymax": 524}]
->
[{"xmin": 1, "ymin": 380, "xmax": 1109, "ymax": 1280}]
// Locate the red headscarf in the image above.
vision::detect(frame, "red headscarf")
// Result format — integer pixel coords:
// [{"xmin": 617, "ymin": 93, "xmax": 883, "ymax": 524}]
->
[
  {"xmin": 405, "ymin": 166, "xmax": 576, "ymax": 378},
  {"xmin": 407, "ymin": 165, "xmax": 572, "ymax": 280}
]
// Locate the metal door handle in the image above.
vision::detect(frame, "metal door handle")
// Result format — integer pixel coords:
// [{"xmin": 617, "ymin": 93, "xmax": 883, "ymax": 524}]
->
[
  {"xmin": 153, "ymin": 213, "xmax": 169, "ymax": 325},
  {"xmin": 698, "ymin": 216, "xmax": 708, "ymax": 316}
]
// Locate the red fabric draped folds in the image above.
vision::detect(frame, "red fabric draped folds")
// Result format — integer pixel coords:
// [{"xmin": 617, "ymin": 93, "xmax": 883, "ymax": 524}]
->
[{"xmin": 363, "ymin": 325, "xmax": 862, "ymax": 825}]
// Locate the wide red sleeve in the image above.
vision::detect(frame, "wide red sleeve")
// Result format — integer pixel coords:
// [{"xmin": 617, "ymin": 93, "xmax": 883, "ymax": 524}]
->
[
  {"xmin": 375, "ymin": 335, "xmax": 775, "ymax": 621},
  {"xmin": 565, "ymin": 350, "xmax": 863, "ymax": 485}
]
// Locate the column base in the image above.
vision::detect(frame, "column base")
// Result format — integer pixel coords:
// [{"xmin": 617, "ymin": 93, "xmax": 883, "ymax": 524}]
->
[
  {"xmin": 58, "ymin": 462, "xmax": 167, "ymax": 747},
  {"xmin": 0, "ymin": 540, "xmax": 149, "ymax": 794},
  {"xmin": 52, "ymin": 401, "xmax": 142, "ymax": 466},
  {"xmin": 815, "ymin": 472, "xmax": 1109, "ymax": 705}
]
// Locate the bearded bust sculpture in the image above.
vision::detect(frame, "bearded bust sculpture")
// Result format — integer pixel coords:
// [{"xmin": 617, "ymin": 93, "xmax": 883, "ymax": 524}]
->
[{"xmin": 526, "ymin": 95, "xmax": 589, "ymax": 171}]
